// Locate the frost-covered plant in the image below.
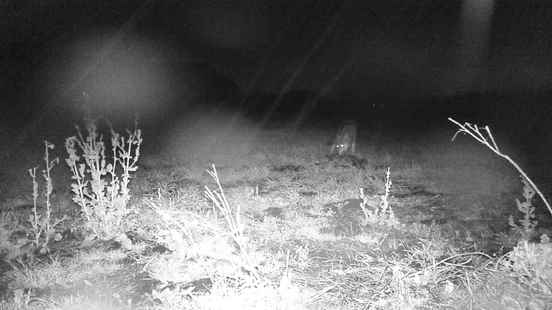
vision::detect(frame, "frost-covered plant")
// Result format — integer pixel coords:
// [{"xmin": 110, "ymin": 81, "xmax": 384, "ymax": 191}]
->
[
  {"xmin": 65, "ymin": 118, "xmax": 142, "ymax": 240},
  {"xmin": 509, "ymin": 177, "xmax": 538, "ymax": 241},
  {"xmin": 360, "ymin": 167, "xmax": 397, "ymax": 226},
  {"xmin": 27, "ymin": 141, "xmax": 65, "ymax": 254}
]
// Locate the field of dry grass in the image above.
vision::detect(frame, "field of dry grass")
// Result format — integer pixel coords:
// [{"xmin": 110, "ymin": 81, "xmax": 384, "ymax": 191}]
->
[{"xmin": 0, "ymin": 109, "xmax": 551, "ymax": 309}]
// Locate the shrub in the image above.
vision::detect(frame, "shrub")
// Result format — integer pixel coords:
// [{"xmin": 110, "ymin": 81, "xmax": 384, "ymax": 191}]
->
[
  {"xmin": 509, "ymin": 177, "xmax": 538, "ymax": 241},
  {"xmin": 65, "ymin": 118, "xmax": 142, "ymax": 240}
]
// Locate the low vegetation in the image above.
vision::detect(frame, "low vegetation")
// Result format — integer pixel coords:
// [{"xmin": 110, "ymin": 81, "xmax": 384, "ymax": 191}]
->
[{"xmin": 0, "ymin": 115, "xmax": 551, "ymax": 310}]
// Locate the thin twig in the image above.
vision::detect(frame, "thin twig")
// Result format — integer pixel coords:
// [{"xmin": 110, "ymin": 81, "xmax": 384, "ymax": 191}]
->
[{"xmin": 448, "ymin": 118, "xmax": 552, "ymax": 217}]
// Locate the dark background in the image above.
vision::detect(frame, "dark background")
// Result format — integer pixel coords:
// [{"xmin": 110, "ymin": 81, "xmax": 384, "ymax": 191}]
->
[
  {"xmin": 1, "ymin": 0, "xmax": 551, "ymax": 163},
  {"xmin": 2, "ymin": 1, "xmax": 552, "ymax": 106}
]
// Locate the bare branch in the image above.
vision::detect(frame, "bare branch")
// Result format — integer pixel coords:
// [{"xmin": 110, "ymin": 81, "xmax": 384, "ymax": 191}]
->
[{"xmin": 448, "ymin": 118, "xmax": 552, "ymax": 217}]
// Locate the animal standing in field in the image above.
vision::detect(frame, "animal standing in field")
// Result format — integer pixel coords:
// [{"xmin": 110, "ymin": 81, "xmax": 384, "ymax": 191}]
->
[{"xmin": 330, "ymin": 120, "xmax": 357, "ymax": 156}]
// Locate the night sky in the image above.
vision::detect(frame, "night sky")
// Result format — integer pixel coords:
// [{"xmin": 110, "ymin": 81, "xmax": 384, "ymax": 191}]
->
[{"xmin": 2, "ymin": 0, "xmax": 552, "ymax": 124}]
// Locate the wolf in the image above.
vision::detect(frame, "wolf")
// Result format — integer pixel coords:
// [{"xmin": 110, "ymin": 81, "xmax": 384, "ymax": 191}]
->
[{"xmin": 330, "ymin": 120, "xmax": 357, "ymax": 156}]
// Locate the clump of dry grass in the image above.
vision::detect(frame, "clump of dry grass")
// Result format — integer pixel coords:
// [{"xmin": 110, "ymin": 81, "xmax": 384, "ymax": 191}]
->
[
  {"xmin": 142, "ymin": 164, "xmax": 312, "ymax": 310},
  {"xmin": 203, "ymin": 164, "xmax": 260, "ymax": 279}
]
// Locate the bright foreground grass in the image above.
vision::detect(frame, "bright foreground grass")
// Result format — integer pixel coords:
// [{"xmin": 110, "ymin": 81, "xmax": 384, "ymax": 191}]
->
[{"xmin": 1, "ymin": 121, "xmax": 550, "ymax": 309}]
